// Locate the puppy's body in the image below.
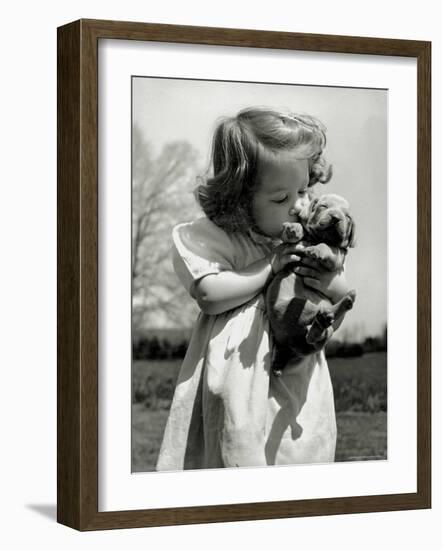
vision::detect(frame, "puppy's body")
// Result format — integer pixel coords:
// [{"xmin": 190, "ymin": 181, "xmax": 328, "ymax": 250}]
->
[{"xmin": 266, "ymin": 194, "xmax": 356, "ymax": 375}]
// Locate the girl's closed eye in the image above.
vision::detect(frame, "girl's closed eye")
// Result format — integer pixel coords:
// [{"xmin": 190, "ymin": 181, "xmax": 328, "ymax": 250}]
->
[{"xmin": 271, "ymin": 195, "xmax": 288, "ymax": 204}]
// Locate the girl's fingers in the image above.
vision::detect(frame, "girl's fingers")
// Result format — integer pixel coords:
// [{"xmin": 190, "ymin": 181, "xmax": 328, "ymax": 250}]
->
[
  {"xmin": 283, "ymin": 244, "xmax": 303, "ymax": 255},
  {"xmin": 301, "ymin": 257, "xmax": 321, "ymax": 268},
  {"xmin": 304, "ymin": 277, "xmax": 320, "ymax": 289},
  {"xmin": 283, "ymin": 254, "xmax": 301, "ymax": 265},
  {"xmin": 294, "ymin": 266, "xmax": 318, "ymax": 278}
]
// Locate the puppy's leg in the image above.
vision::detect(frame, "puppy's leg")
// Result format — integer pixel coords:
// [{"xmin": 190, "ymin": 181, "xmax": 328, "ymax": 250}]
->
[
  {"xmin": 306, "ymin": 308, "xmax": 335, "ymax": 345},
  {"xmin": 330, "ymin": 290, "xmax": 356, "ymax": 320},
  {"xmin": 303, "ymin": 244, "xmax": 346, "ymax": 271},
  {"xmin": 271, "ymin": 346, "xmax": 292, "ymax": 377},
  {"xmin": 307, "ymin": 291, "xmax": 356, "ymax": 346}
]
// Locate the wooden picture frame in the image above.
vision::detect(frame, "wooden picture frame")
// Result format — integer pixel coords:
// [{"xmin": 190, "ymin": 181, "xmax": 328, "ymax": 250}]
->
[{"xmin": 57, "ymin": 18, "xmax": 431, "ymax": 531}]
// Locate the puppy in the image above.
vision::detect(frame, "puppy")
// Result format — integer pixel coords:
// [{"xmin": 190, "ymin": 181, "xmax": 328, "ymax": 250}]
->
[{"xmin": 266, "ymin": 193, "xmax": 356, "ymax": 376}]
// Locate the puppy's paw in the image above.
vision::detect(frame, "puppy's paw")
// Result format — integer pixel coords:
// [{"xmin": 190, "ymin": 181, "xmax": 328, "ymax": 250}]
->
[
  {"xmin": 304, "ymin": 243, "xmax": 330, "ymax": 262},
  {"xmin": 316, "ymin": 310, "xmax": 335, "ymax": 329},
  {"xmin": 282, "ymin": 222, "xmax": 303, "ymax": 243},
  {"xmin": 342, "ymin": 290, "xmax": 356, "ymax": 310}
]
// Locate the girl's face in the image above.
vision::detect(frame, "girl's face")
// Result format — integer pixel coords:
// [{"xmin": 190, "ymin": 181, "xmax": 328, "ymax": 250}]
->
[{"xmin": 251, "ymin": 150, "xmax": 310, "ymax": 238}]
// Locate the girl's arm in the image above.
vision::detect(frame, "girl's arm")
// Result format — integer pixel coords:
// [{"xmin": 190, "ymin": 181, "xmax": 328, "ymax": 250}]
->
[{"xmin": 194, "ymin": 243, "xmax": 301, "ymax": 315}]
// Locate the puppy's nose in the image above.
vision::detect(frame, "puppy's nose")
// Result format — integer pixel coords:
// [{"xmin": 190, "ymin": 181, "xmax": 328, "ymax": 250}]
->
[{"xmin": 329, "ymin": 212, "xmax": 342, "ymax": 224}]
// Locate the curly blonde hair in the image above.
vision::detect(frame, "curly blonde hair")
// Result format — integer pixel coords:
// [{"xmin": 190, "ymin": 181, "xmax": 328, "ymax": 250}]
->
[{"xmin": 196, "ymin": 107, "xmax": 332, "ymax": 233}]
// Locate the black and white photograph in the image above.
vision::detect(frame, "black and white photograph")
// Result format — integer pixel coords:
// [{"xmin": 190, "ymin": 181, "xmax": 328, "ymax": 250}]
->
[
  {"xmin": 131, "ymin": 77, "xmax": 387, "ymax": 472},
  {"xmin": 3, "ymin": 0, "xmax": 436, "ymax": 543}
]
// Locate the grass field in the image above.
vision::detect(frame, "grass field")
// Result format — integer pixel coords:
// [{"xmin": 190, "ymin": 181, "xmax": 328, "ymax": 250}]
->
[{"xmin": 132, "ymin": 352, "xmax": 387, "ymax": 472}]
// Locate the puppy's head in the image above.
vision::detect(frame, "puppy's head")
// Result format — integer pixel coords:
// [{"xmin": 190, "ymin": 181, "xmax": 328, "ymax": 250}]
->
[{"xmin": 302, "ymin": 193, "xmax": 356, "ymax": 248}]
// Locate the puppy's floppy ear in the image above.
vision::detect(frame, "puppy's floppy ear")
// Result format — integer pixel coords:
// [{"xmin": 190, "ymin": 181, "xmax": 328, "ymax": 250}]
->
[{"xmin": 346, "ymin": 218, "xmax": 356, "ymax": 248}]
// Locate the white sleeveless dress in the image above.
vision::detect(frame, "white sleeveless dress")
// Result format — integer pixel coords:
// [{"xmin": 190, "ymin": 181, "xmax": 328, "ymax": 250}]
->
[{"xmin": 156, "ymin": 217, "xmax": 337, "ymax": 470}]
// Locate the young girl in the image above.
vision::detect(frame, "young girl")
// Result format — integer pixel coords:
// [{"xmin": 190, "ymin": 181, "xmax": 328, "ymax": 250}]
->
[{"xmin": 156, "ymin": 108, "xmax": 350, "ymax": 471}]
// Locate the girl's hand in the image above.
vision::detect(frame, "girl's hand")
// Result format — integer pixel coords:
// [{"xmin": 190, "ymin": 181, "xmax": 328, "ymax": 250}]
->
[
  {"xmin": 294, "ymin": 256, "xmax": 350, "ymax": 303},
  {"xmin": 269, "ymin": 243, "xmax": 302, "ymax": 274}
]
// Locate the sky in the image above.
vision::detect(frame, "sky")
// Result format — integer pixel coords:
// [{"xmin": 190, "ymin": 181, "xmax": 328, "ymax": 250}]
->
[{"xmin": 133, "ymin": 77, "xmax": 387, "ymax": 339}]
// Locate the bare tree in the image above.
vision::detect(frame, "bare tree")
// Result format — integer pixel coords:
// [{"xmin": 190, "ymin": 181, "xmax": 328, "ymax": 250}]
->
[{"xmin": 132, "ymin": 124, "xmax": 201, "ymax": 335}]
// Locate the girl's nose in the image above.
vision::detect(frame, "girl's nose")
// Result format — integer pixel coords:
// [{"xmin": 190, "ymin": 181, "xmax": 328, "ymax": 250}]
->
[{"xmin": 290, "ymin": 198, "xmax": 303, "ymax": 216}]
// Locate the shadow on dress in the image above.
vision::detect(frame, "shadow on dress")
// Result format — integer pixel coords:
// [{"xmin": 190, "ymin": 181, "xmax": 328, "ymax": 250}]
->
[
  {"xmin": 265, "ymin": 358, "xmax": 316, "ymax": 465},
  {"xmin": 172, "ymin": 297, "xmax": 317, "ymax": 469}
]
